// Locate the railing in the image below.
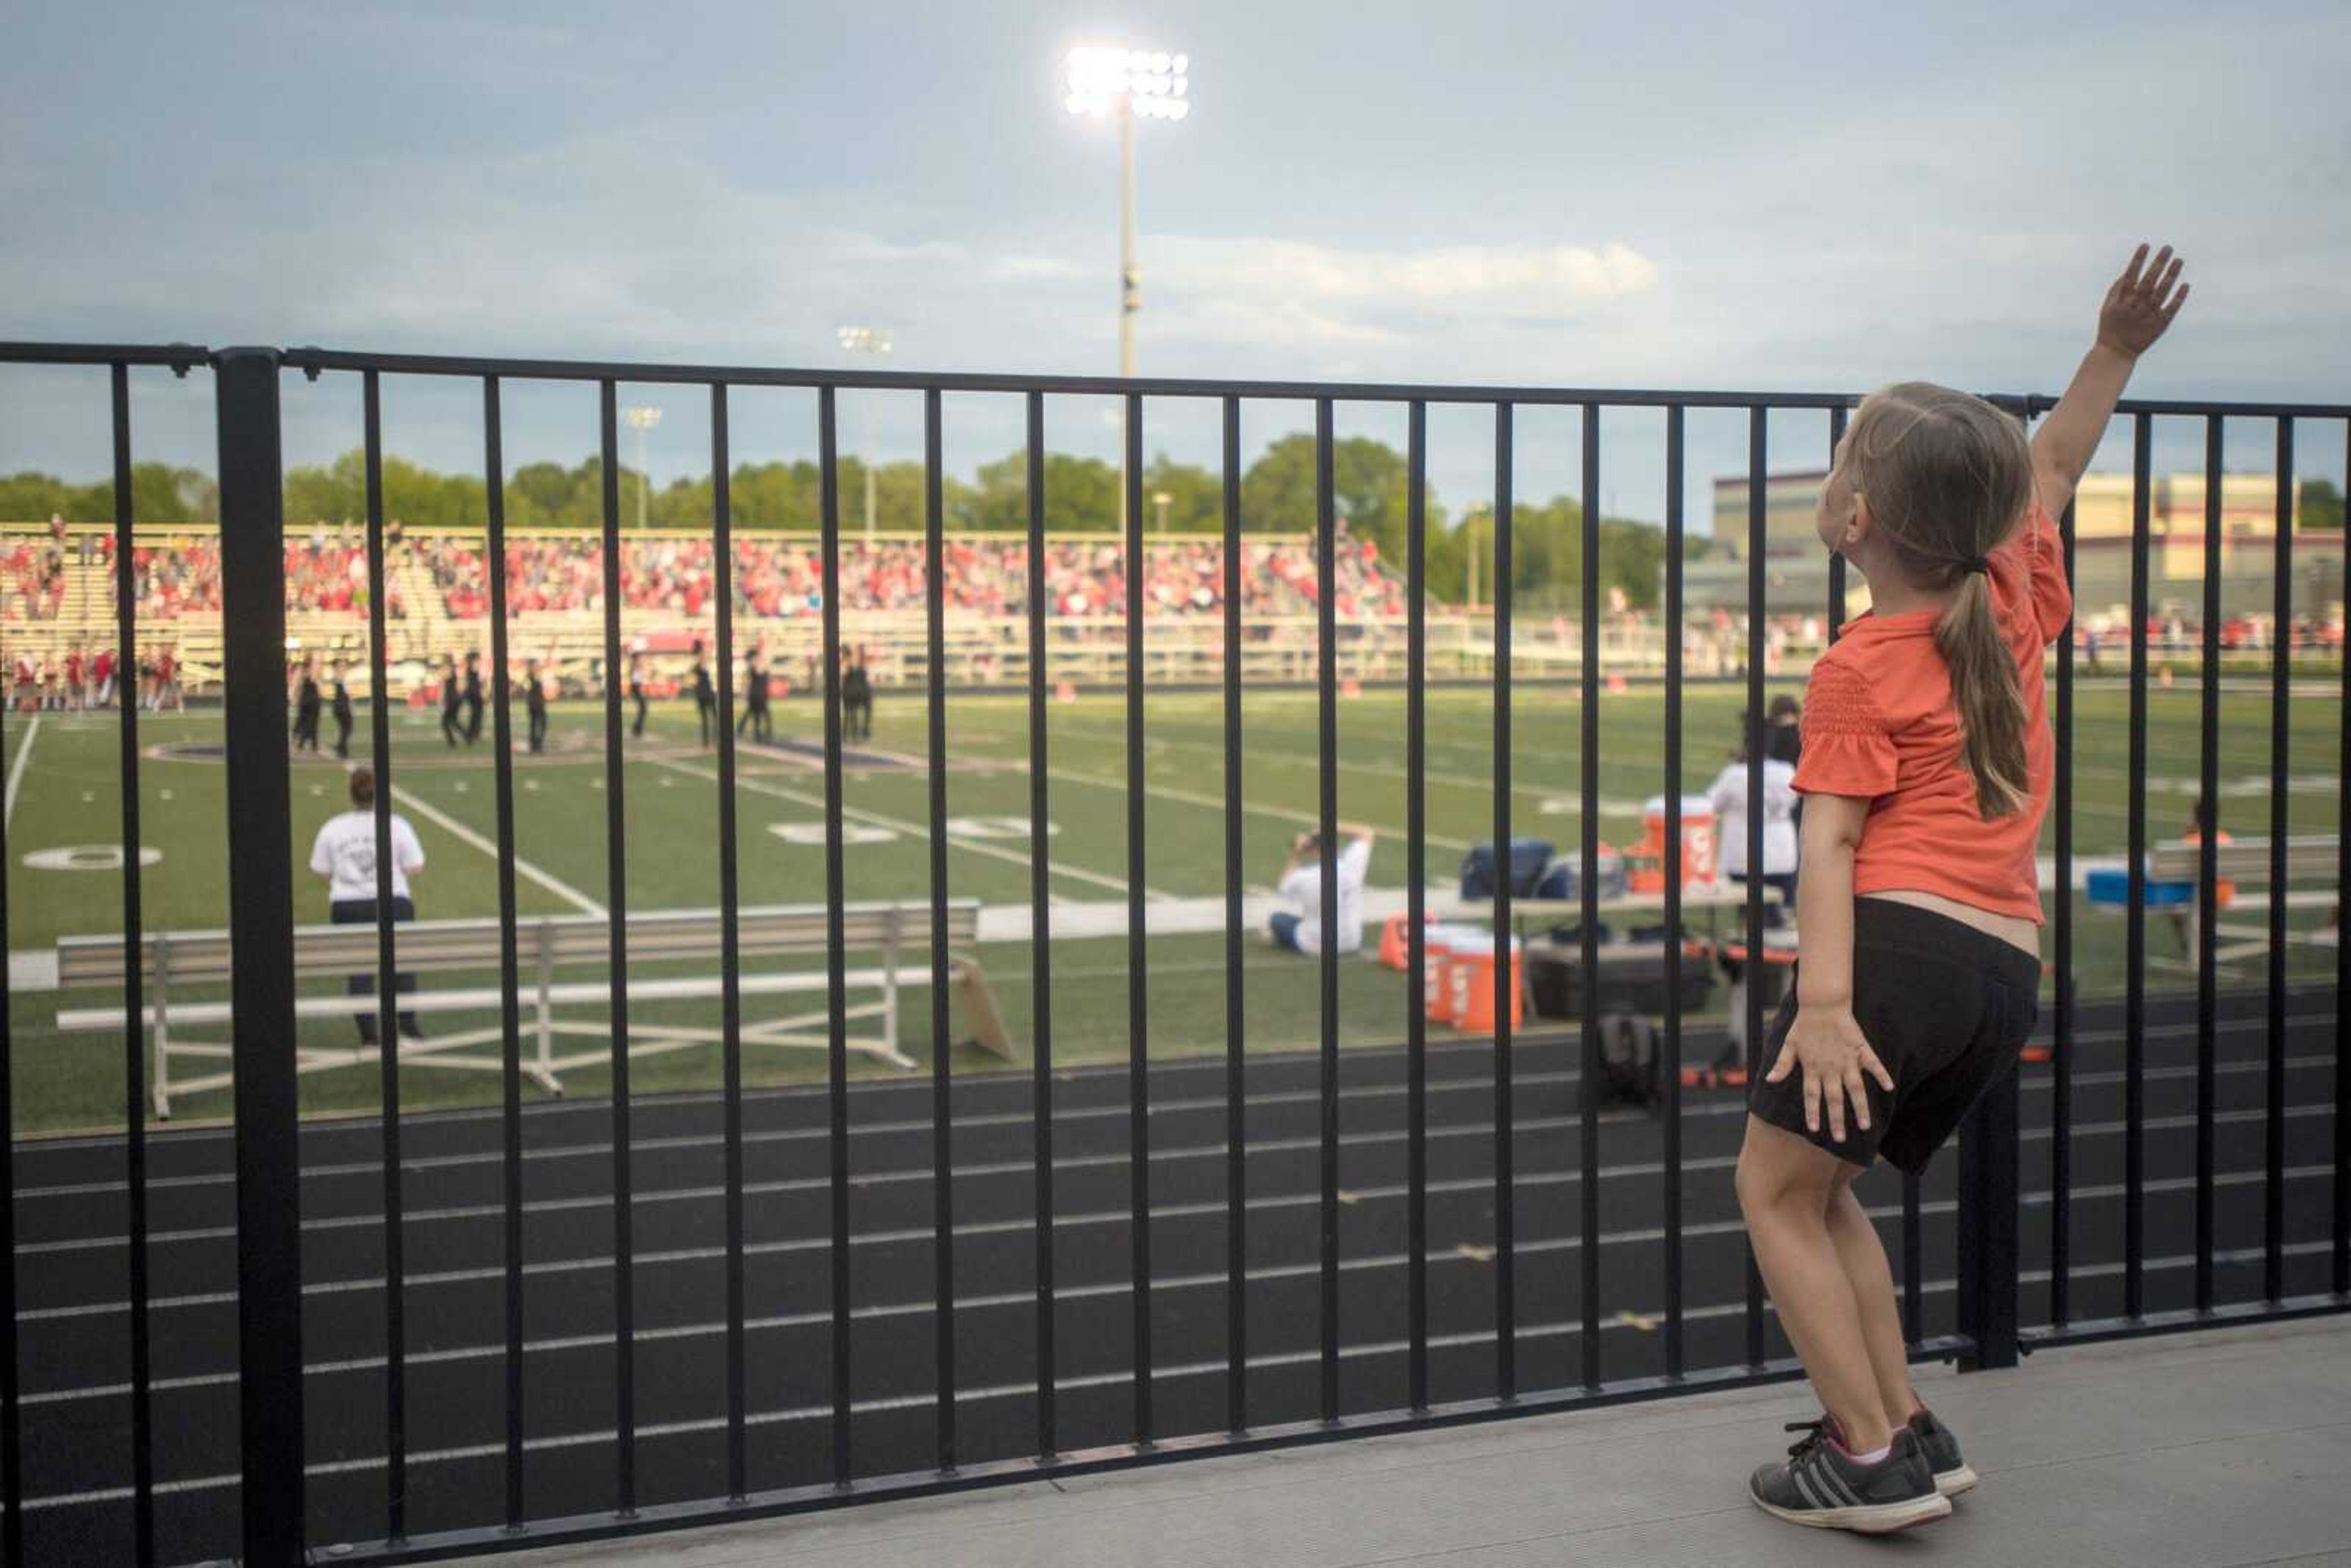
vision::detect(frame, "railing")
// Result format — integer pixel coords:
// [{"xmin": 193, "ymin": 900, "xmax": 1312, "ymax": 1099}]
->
[{"xmin": 0, "ymin": 339, "xmax": 2344, "ymax": 1567}]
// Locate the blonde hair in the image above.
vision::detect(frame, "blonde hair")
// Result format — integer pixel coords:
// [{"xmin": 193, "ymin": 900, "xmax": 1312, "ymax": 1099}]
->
[{"xmin": 1844, "ymin": 381, "xmax": 2036, "ymax": 817}]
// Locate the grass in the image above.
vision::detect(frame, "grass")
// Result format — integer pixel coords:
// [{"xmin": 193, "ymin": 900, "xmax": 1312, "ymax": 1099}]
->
[{"xmin": 3, "ymin": 675, "xmax": 2341, "ymax": 1133}]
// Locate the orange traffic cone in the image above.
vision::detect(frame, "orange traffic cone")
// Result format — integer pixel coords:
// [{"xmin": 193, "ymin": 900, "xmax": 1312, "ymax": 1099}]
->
[
  {"xmin": 1605, "ymin": 672, "xmax": 1628, "ymax": 694},
  {"xmin": 1340, "ymin": 677, "xmax": 1362, "ymax": 699},
  {"xmin": 1056, "ymin": 680, "xmax": 1078, "ymax": 703}
]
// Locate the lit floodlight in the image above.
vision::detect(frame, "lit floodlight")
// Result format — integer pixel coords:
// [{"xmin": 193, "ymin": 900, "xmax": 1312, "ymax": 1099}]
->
[
  {"xmin": 836, "ymin": 325, "xmax": 892, "ymax": 354},
  {"xmin": 621, "ymin": 405, "xmax": 662, "ymax": 432},
  {"xmin": 1064, "ymin": 45, "xmax": 1190, "ymax": 119}
]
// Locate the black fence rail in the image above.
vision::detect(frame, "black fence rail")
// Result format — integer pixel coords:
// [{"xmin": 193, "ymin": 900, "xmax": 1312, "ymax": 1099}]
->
[{"xmin": 0, "ymin": 341, "xmax": 2345, "ymax": 1568}]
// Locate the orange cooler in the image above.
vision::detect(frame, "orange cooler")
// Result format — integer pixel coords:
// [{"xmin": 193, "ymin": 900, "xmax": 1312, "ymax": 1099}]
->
[
  {"xmin": 1447, "ymin": 935, "xmax": 1526, "ymax": 1034},
  {"xmin": 1425, "ymin": 927, "xmax": 1460, "ymax": 1022},
  {"xmin": 1629, "ymin": 793, "xmax": 1718, "ymax": 891}
]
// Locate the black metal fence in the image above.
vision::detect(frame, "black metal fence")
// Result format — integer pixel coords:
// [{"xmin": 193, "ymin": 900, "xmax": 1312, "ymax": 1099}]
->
[{"xmin": 0, "ymin": 341, "xmax": 2345, "ymax": 1567}]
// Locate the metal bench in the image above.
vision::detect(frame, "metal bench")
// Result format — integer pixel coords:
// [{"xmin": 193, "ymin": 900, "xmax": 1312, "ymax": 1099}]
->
[
  {"xmin": 55, "ymin": 900, "xmax": 1008, "ymax": 1119},
  {"xmin": 2143, "ymin": 834, "xmax": 2341, "ymax": 965}
]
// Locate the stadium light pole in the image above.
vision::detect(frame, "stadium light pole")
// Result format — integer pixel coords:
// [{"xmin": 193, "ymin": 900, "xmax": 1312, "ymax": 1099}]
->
[
  {"xmin": 622, "ymin": 404, "xmax": 662, "ymax": 528},
  {"xmin": 1065, "ymin": 45, "xmax": 1189, "ymax": 527},
  {"xmin": 837, "ymin": 326, "xmax": 893, "ymax": 542},
  {"xmin": 1153, "ymin": 490, "xmax": 1172, "ymax": 536}
]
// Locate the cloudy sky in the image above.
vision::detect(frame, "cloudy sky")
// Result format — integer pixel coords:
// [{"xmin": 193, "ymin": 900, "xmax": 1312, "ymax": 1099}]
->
[{"xmin": 4, "ymin": 0, "xmax": 2345, "ymax": 522}]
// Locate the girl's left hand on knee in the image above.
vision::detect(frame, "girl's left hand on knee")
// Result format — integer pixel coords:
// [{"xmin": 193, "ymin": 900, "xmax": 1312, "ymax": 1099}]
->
[{"xmin": 1766, "ymin": 1004, "xmax": 1895, "ymax": 1144}]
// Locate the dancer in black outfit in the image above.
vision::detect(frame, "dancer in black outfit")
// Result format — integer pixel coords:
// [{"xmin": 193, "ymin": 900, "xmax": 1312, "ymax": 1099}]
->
[
  {"xmin": 692, "ymin": 640, "xmax": 717, "ymax": 749},
  {"xmin": 329, "ymin": 660, "xmax": 354, "ymax": 759},
  {"xmin": 462, "ymin": 650, "xmax": 486, "ymax": 743},
  {"xmin": 524, "ymin": 658, "xmax": 549, "ymax": 754},
  {"xmin": 842, "ymin": 647, "xmax": 873, "ymax": 741},
  {"xmin": 628, "ymin": 651, "xmax": 648, "ymax": 739},
  {"xmin": 737, "ymin": 648, "xmax": 770, "ymax": 742},
  {"xmin": 291, "ymin": 656, "xmax": 322, "ymax": 751},
  {"xmin": 439, "ymin": 654, "xmax": 462, "ymax": 747}
]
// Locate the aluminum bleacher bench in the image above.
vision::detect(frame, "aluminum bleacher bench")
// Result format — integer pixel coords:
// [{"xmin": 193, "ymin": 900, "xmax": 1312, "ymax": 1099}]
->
[
  {"xmin": 54, "ymin": 899, "xmax": 1008, "ymax": 1119},
  {"xmin": 2142, "ymin": 833, "xmax": 2341, "ymax": 964}
]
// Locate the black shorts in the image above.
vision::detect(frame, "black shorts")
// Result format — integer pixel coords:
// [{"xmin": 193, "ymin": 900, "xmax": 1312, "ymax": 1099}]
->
[{"xmin": 1747, "ymin": 898, "xmax": 2041, "ymax": 1173}]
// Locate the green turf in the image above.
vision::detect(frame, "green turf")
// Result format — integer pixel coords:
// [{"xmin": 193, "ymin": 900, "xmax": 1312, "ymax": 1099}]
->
[{"xmin": 3, "ymin": 675, "xmax": 2341, "ymax": 1133}]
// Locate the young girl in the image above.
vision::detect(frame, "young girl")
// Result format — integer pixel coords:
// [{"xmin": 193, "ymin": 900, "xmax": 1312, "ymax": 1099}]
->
[{"xmin": 1738, "ymin": 244, "xmax": 2188, "ymax": 1532}]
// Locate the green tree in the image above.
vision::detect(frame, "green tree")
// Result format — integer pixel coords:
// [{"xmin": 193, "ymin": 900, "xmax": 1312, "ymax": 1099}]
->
[
  {"xmin": 1238, "ymin": 434, "xmax": 1438, "ymax": 563},
  {"xmin": 970, "ymin": 451, "xmax": 1121, "ymax": 533},
  {"xmin": 2301, "ymin": 477, "xmax": 2344, "ymax": 532}
]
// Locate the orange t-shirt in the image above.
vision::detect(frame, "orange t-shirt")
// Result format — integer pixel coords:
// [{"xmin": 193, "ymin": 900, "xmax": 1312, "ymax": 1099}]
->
[{"xmin": 1791, "ymin": 499, "xmax": 2071, "ymax": 923}]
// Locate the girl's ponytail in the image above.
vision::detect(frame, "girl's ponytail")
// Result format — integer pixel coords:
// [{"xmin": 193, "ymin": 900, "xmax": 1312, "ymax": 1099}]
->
[
  {"xmin": 1934, "ymin": 570, "xmax": 2030, "ymax": 817},
  {"xmin": 1846, "ymin": 381, "xmax": 2039, "ymax": 819}
]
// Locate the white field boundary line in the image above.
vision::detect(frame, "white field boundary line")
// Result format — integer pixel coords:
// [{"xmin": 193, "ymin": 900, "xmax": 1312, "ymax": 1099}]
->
[
  {"xmin": 3, "ymin": 713, "xmax": 39, "ymax": 833},
  {"xmin": 655, "ymin": 756, "xmax": 1172, "ymax": 902},
  {"xmin": 387, "ymin": 783, "xmax": 607, "ymax": 920}
]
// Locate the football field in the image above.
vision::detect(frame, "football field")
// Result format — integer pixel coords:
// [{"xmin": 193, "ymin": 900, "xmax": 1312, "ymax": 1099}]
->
[{"xmin": 2, "ymin": 677, "xmax": 2341, "ymax": 1132}]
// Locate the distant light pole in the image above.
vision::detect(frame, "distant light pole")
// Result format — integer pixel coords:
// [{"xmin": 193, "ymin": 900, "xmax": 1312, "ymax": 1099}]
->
[
  {"xmin": 1153, "ymin": 490, "xmax": 1172, "ymax": 536},
  {"xmin": 621, "ymin": 405, "xmax": 662, "ymax": 528},
  {"xmin": 1065, "ymin": 45, "xmax": 1189, "ymax": 527},
  {"xmin": 836, "ymin": 326, "xmax": 893, "ymax": 542}
]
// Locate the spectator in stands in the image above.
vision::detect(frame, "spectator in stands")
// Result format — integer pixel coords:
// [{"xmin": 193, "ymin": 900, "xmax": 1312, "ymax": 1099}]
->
[
  {"xmin": 1269, "ymin": 824, "xmax": 1377, "ymax": 956},
  {"xmin": 310, "ymin": 765, "xmax": 426, "ymax": 1045}
]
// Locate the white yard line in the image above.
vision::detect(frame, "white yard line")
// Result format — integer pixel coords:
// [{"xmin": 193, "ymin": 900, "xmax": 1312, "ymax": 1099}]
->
[
  {"xmin": 658, "ymin": 757, "xmax": 1172, "ymax": 901},
  {"xmin": 2, "ymin": 713, "xmax": 39, "ymax": 833},
  {"xmin": 388, "ymin": 783, "xmax": 607, "ymax": 919}
]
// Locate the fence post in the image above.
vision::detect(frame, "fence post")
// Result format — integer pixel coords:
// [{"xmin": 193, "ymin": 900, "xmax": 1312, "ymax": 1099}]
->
[
  {"xmin": 1954, "ymin": 1065, "xmax": 2022, "ymax": 1371},
  {"xmin": 214, "ymin": 347, "xmax": 307, "ymax": 1564}
]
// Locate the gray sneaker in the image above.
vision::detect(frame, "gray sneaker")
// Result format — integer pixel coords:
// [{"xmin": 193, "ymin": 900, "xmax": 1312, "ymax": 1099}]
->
[
  {"xmin": 1909, "ymin": 1408, "xmax": 1979, "ymax": 1496},
  {"xmin": 1749, "ymin": 1423, "xmax": 1951, "ymax": 1533}
]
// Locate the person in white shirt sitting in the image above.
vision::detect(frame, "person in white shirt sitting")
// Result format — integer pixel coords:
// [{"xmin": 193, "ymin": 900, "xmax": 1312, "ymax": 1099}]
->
[
  {"xmin": 1270, "ymin": 824, "xmax": 1377, "ymax": 956},
  {"xmin": 1707, "ymin": 719, "xmax": 1798, "ymax": 1052},
  {"xmin": 310, "ymin": 766, "xmax": 428, "ymax": 1045},
  {"xmin": 1707, "ymin": 719, "xmax": 1799, "ymax": 915}
]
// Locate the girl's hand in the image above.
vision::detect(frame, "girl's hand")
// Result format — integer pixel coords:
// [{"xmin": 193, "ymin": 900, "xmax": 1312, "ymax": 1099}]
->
[
  {"xmin": 1764, "ymin": 1003, "xmax": 1895, "ymax": 1143},
  {"xmin": 2097, "ymin": 243, "xmax": 2189, "ymax": 360}
]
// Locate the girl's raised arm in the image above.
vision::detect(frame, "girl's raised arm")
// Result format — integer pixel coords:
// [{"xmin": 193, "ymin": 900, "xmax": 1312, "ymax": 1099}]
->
[{"xmin": 2030, "ymin": 243, "xmax": 2190, "ymax": 517}]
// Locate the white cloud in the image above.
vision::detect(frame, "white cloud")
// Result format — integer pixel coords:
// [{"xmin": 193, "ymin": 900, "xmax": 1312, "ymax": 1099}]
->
[{"xmin": 1148, "ymin": 236, "xmax": 1659, "ymax": 324}]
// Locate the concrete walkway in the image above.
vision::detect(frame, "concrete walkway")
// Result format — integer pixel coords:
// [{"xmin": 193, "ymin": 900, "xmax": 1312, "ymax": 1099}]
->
[{"xmin": 459, "ymin": 1315, "xmax": 2351, "ymax": 1567}]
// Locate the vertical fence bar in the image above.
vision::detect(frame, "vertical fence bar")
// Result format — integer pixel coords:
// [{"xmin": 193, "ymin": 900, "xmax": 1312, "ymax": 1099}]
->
[
  {"xmin": 482, "ymin": 377, "xmax": 528, "ymax": 1527},
  {"xmin": 109, "ymin": 362, "xmax": 156, "ymax": 1564},
  {"xmin": 924, "ymin": 388, "xmax": 957, "ymax": 1469},
  {"xmin": 2339, "ymin": 423, "xmax": 2351, "ymax": 1301},
  {"xmin": 1406, "ymin": 399, "xmax": 1430, "ymax": 1409},
  {"xmin": 1315, "ymin": 397, "xmax": 1341, "ymax": 1424},
  {"xmin": 2053, "ymin": 497, "xmax": 2077, "ymax": 1327},
  {"xmin": 216, "ymin": 347, "xmax": 305, "ymax": 1567},
  {"xmin": 1222, "ymin": 395, "xmax": 1248, "ymax": 1431},
  {"xmin": 0, "ymin": 621, "xmax": 13, "ymax": 1568},
  {"xmin": 818, "ymin": 385, "xmax": 853, "ymax": 1482},
  {"xmin": 2195, "ymin": 415, "xmax": 2222, "ymax": 1314},
  {"xmin": 1492, "ymin": 400, "xmax": 1517, "ymax": 1398},
  {"xmin": 2265, "ymin": 418, "xmax": 2292, "ymax": 1304},
  {"xmin": 710, "ymin": 383, "xmax": 748, "ymax": 1499},
  {"xmin": 361, "ymin": 370, "xmax": 408, "ymax": 1541},
  {"xmin": 1577, "ymin": 403, "xmax": 1602, "ymax": 1390},
  {"xmin": 1827, "ymin": 405, "xmax": 1849, "ymax": 636},
  {"xmin": 1025, "ymin": 391, "xmax": 1057, "ymax": 1458},
  {"xmin": 596, "ymin": 380, "xmax": 638, "ymax": 1512},
  {"xmin": 1125, "ymin": 391, "xmax": 1155, "ymax": 1442},
  {"xmin": 1661, "ymin": 404, "xmax": 1685, "ymax": 1382},
  {"xmin": 1744, "ymin": 405, "xmax": 1767, "ymax": 1368},
  {"xmin": 2124, "ymin": 411, "xmax": 2151, "ymax": 1319}
]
